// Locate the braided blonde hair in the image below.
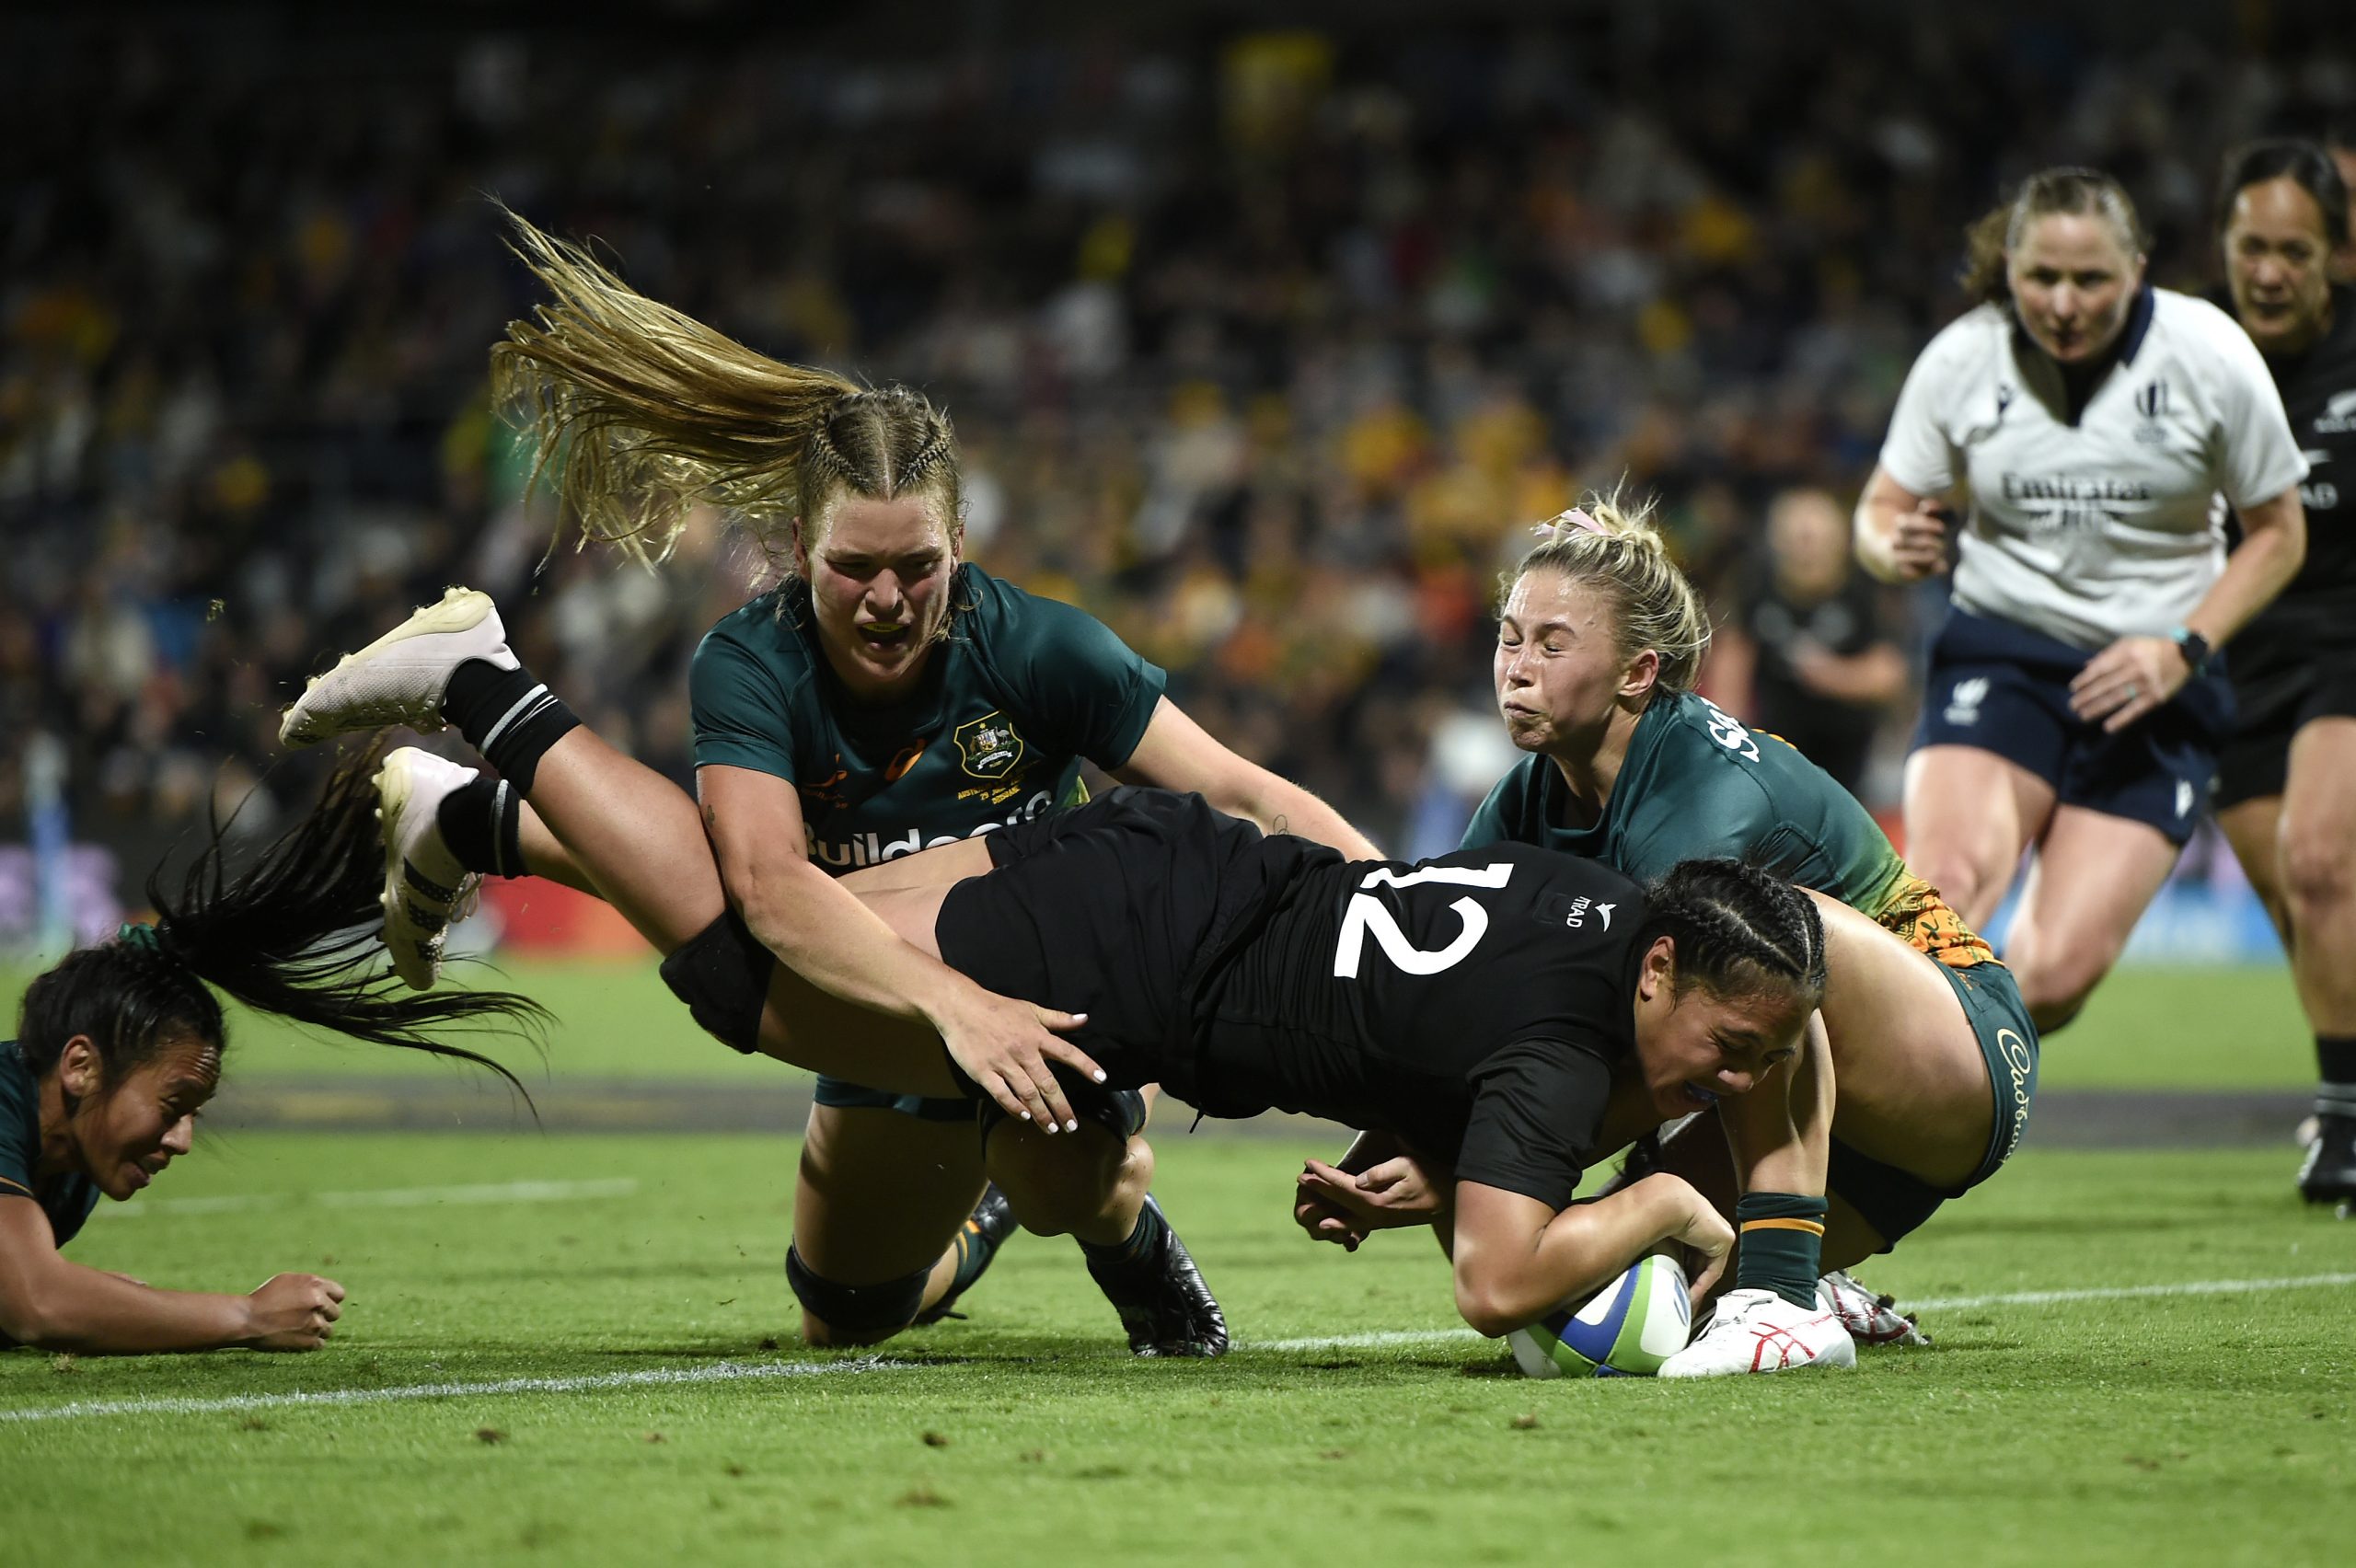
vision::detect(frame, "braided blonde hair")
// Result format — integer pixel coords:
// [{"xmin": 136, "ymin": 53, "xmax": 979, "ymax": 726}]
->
[
  {"xmin": 491, "ymin": 208, "xmax": 964, "ymax": 568},
  {"xmin": 1503, "ymin": 487, "xmax": 1712, "ymax": 695}
]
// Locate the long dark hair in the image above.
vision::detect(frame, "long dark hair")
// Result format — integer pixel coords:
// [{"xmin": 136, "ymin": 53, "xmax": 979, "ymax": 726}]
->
[
  {"xmin": 16, "ymin": 746, "xmax": 547, "ymax": 1101},
  {"xmin": 2214, "ymin": 139, "xmax": 2350, "ymax": 248},
  {"xmin": 1639, "ymin": 859, "xmax": 1829, "ymax": 1008}
]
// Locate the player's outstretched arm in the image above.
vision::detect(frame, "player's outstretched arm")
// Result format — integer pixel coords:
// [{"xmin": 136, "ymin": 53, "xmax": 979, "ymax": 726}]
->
[
  {"xmin": 0, "ymin": 1200, "xmax": 343, "ymax": 1355},
  {"xmin": 1449, "ymin": 1175, "xmax": 1731, "ymax": 1337},
  {"xmin": 1116, "ymin": 698, "xmax": 1382, "ymax": 859},
  {"xmin": 700, "ymin": 764, "xmax": 1102, "ymax": 1130}
]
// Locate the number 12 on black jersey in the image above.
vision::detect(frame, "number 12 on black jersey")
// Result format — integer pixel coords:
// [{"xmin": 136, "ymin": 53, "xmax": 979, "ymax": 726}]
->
[{"xmin": 1332, "ymin": 862, "xmax": 1515, "ymax": 978}]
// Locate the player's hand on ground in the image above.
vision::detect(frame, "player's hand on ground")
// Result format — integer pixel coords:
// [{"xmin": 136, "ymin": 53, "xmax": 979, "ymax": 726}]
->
[
  {"xmin": 1885, "ymin": 501, "xmax": 1957, "ymax": 582},
  {"xmin": 934, "ymin": 985, "xmax": 1101, "ymax": 1132},
  {"xmin": 2069, "ymin": 634, "xmax": 2189, "ymax": 732},
  {"xmin": 245, "ymin": 1273, "xmax": 346, "ymax": 1352},
  {"xmin": 1297, "ymin": 1154, "xmax": 1449, "ymax": 1232}
]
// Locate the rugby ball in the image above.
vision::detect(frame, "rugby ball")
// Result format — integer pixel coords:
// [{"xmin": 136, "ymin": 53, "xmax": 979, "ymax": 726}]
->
[{"xmin": 1506, "ymin": 1254, "xmax": 1692, "ymax": 1378}]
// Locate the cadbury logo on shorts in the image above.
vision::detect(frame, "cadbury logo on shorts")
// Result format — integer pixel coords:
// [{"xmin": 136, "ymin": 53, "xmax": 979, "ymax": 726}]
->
[{"xmin": 1997, "ymin": 1028, "xmax": 2034, "ymax": 1160}]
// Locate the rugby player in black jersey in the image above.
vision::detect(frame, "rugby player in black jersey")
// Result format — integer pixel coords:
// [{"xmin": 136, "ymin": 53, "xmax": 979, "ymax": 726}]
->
[
  {"xmin": 1, "ymin": 752, "xmax": 538, "ymax": 1354},
  {"xmin": 279, "ymin": 597, "xmax": 1831, "ymax": 1333},
  {"xmin": 2212, "ymin": 141, "xmax": 2356, "ymax": 1205}
]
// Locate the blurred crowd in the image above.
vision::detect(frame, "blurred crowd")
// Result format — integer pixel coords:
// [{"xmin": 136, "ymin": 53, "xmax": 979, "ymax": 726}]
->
[{"xmin": 5, "ymin": 3, "xmax": 2353, "ymax": 900}]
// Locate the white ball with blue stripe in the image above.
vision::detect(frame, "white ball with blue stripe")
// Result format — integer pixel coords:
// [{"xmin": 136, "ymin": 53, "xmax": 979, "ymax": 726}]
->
[{"xmin": 1507, "ymin": 1254, "xmax": 1692, "ymax": 1378}]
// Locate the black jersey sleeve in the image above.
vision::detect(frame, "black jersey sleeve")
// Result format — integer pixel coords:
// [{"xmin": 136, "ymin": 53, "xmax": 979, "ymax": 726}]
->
[{"xmin": 1453, "ymin": 1038, "xmax": 1616, "ymax": 1212}]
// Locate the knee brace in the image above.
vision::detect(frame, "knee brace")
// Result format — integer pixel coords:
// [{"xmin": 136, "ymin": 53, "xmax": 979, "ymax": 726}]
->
[
  {"xmin": 783, "ymin": 1245, "xmax": 930, "ymax": 1335},
  {"xmin": 659, "ymin": 911, "xmax": 776, "ymax": 1054}
]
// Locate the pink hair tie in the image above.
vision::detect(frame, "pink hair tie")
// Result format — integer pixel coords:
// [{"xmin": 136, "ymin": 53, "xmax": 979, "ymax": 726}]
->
[{"xmin": 1533, "ymin": 507, "xmax": 1609, "ymax": 543}]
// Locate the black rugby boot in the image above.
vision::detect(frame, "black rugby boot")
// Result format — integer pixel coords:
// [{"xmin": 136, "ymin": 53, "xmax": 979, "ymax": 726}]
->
[
  {"xmin": 1084, "ymin": 1195, "xmax": 1230, "ymax": 1357},
  {"xmin": 914, "ymin": 1183, "xmax": 1018, "ymax": 1325},
  {"xmin": 2297, "ymin": 1113, "xmax": 2356, "ymax": 1210}
]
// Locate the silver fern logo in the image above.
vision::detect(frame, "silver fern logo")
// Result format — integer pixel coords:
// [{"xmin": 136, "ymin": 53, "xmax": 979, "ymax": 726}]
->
[{"xmin": 1945, "ymin": 676, "xmax": 1990, "ymax": 726}]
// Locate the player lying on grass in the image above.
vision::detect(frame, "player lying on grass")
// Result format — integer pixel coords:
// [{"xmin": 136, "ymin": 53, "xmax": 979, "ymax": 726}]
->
[
  {"xmin": 1292, "ymin": 495, "xmax": 2040, "ymax": 1376},
  {"xmin": 278, "ymin": 597, "xmax": 1832, "ymax": 1340},
  {"xmin": 0, "ymin": 753, "xmax": 541, "ymax": 1355}
]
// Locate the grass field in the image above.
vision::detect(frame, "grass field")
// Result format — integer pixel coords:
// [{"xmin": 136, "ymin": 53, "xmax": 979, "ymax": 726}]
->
[
  {"xmin": 3, "ymin": 954, "xmax": 2318, "ymax": 1091},
  {"xmin": 4, "ymin": 1135, "xmax": 2352, "ymax": 1567},
  {"xmin": 3, "ymin": 959, "xmax": 2350, "ymax": 1565}
]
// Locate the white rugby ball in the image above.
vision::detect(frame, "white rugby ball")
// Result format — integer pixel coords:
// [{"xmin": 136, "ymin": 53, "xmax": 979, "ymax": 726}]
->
[{"xmin": 1506, "ymin": 1253, "xmax": 1692, "ymax": 1378}]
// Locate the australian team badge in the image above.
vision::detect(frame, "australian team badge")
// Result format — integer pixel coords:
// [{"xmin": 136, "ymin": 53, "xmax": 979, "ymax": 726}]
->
[{"xmin": 953, "ymin": 711, "xmax": 1027, "ymax": 779}]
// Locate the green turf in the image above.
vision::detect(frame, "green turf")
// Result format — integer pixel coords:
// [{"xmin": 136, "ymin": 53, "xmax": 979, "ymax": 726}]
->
[
  {"xmin": 0, "ymin": 957, "xmax": 2324, "ymax": 1090},
  {"xmin": 5, "ymin": 1133, "xmax": 2351, "ymax": 1567}
]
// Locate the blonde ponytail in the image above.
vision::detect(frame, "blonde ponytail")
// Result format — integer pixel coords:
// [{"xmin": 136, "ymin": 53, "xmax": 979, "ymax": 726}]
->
[{"xmin": 490, "ymin": 208, "xmax": 961, "ymax": 567}]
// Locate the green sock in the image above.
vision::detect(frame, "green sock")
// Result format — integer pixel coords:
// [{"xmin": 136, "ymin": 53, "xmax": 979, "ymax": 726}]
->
[{"xmin": 1735, "ymin": 1193, "xmax": 1827, "ymax": 1309}]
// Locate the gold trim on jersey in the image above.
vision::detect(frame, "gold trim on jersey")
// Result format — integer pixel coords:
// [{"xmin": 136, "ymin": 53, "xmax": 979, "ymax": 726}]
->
[{"xmin": 1875, "ymin": 874, "xmax": 1999, "ymax": 969}]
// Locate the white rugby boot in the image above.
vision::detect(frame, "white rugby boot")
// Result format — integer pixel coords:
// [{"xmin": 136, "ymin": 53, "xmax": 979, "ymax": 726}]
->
[
  {"xmin": 1818, "ymin": 1269, "xmax": 1933, "ymax": 1347},
  {"xmin": 373, "ymin": 746, "xmax": 483, "ymax": 991},
  {"xmin": 1657, "ymin": 1288, "xmax": 1856, "ymax": 1378},
  {"xmin": 280, "ymin": 587, "xmax": 516, "ymax": 748}
]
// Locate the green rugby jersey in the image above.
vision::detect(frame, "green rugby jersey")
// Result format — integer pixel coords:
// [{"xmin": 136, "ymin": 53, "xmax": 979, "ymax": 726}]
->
[
  {"xmin": 0, "ymin": 1040, "xmax": 99, "ymax": 1249},
  {"xmin": 690, "ymin": 564, "xmax": 1168, "ymax": 870},
  {"xmin": 1462, "ymin": 691, "xmax": 1992, "ymax": 968}
]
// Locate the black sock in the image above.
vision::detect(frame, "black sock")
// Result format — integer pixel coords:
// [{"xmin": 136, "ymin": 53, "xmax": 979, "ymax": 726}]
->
[
  {"xmin": 443, "ymin": 659, "xmax": 579, "ymax": 794},
  {"xmin": 437, "ymin": 777, "xmax": 525, "ymax": 878},
  {"xmin": 1080, "ymin": 1198, "xmax": 1165, "ymax": 1266},
  {"xmin": 2318, "ymin": 1036, "xmax": 2356, "ymax": 1122}
]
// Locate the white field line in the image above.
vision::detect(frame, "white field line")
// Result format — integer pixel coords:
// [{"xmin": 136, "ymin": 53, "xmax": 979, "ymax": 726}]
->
[
  {"xmin": 91, "ymin": 1177, "xmax": 640, "ymax": 1220},
  {"xmin": 1245, "ymin": 1270, "xmax": 2356, "ymax": 1355},
  {"xmin": 11, "ymin": 1270, "xmax": 2350, "ymax": 1426},
  {"xmin": 0, "ymin": 1356, "xmax": 908, "ymax": 1425}
]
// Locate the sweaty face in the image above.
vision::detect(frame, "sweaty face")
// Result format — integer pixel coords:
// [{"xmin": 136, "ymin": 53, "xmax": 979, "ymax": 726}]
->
[
  {"xmin": 1629, "ymin": 941, "xmax": 1811, "ymax": 1124},
  {"xmin": 799, "ymin": 495, "xmax": 959, "ymax": 704},
  {"xmin": 71, "ymin": 1033, "xmax": 219, "ymax": 1202},
  {"xmin": 2007, "ymin": 213, "xmax": 2144, "ymax": 365},
  {"xmin": 2224, "ymin": 178, "xmax": 2337, "ymax": 357},
  {"xmin": 1494, "ymin": 572, "xmax": 1637, "ymax": 759}
]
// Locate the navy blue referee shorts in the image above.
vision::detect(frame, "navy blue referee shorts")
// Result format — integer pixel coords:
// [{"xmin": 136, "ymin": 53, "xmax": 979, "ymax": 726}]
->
[{"xmin": 1911, "ymin": 606, "xmax": 2233, "ymax": 846}]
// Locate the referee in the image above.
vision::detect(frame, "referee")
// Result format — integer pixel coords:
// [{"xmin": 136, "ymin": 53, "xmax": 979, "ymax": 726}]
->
[
  {"xmin": 1855, "ymin": 166, "xmax": 2309, "ymax": 1036},
  {"xmin": 2209, "ymin": 141, "xmax": 2356, "ymax": 1205}
]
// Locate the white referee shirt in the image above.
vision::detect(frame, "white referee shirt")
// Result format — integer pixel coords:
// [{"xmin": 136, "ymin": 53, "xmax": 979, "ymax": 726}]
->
[{"xmin": 1878, "ymin": 287, "xmax": 2308, "ymax": 650}]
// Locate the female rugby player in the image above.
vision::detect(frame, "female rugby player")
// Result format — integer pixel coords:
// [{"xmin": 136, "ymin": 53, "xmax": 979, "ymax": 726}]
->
[
  {"xmin": 1295, "ymin": 496, "xmax": 2033, "ymax": 1376},
  {"xmin": 2, "ymin": 755, "xmax": 538, "ymax": 1354},
  {"xmin": 278, "ymin": 594, "xmax": 1831, "ymax": 1345},
  {"xmin": 2210, "ymin": 142, "xmax": 2356, "ymax": 1205},
  {"xmin": 352, "ymin": 213, "xmax": 1380, "ymax": 1355},
  {"xmin": 1857, "ymin": 167, "xmax": 2308, "ymax": 1034}
]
